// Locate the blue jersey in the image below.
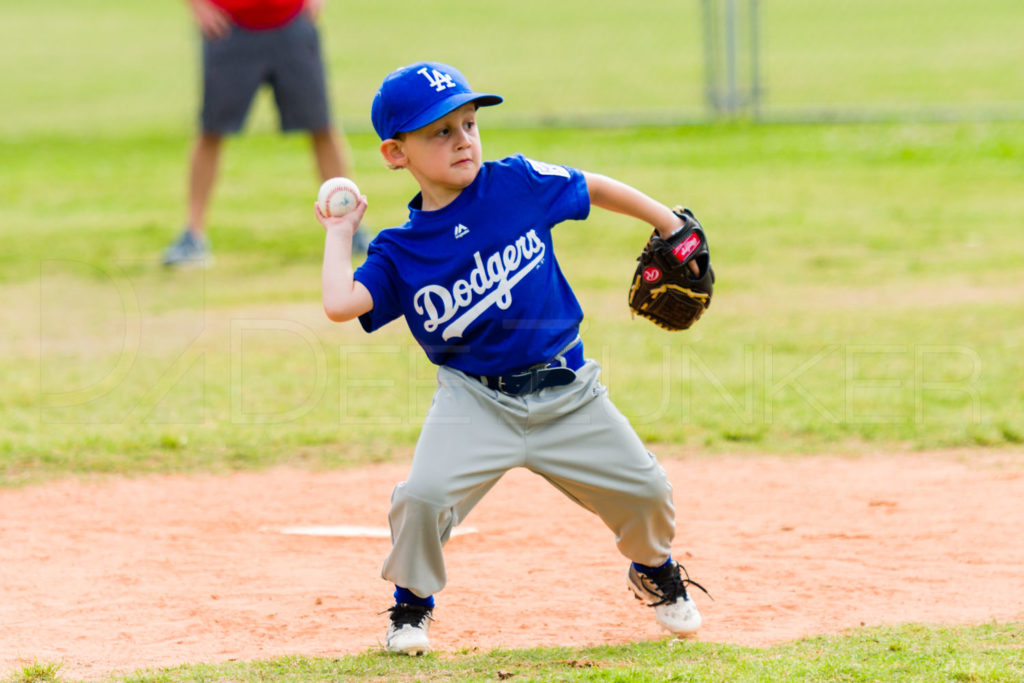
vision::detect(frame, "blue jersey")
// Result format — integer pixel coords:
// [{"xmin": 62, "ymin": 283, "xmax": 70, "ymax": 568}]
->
[{"xmin": 354, "ymin": 154, "xmax": 590, "ymax": 376}]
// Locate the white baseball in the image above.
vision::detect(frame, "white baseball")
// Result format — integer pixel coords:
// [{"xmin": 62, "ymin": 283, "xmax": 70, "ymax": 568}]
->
[{"xmin": 317, "ymin": 177, "xmax": 360, "ymax": 217}]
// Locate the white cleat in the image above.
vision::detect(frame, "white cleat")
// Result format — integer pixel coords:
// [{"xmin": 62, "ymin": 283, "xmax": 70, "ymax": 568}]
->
[
  {"xmin": 627, "ymin": 560, "xmax": 709, "ymax": 636},
  {"xmin": 384, "ymin": 603, "xmax": 433, "ymax": 655}
]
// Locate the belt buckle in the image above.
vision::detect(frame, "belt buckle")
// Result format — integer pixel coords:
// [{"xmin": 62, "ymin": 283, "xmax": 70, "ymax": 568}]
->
[
  {"xmin": 497, "ymin": 374, "xmax": 525, "ymax": 395},
  {"xmin": 497, "ymin": 370, "xmax": 535, "ymax": 396}
]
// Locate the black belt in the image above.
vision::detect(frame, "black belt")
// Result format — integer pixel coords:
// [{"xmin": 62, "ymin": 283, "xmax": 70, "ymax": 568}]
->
[{"xmin": 468, "ymin": 341, "xmax": 584, "ymax": 396}]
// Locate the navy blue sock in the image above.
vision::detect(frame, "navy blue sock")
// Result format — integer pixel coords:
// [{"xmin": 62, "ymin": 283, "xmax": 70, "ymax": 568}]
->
[
  {"xmin": 632, "ymin": 557, "xmax": 673, "ymax": 578},
  {"xmin": 394, "ymin": 586, "xmax": 435, "ymax": 608}
]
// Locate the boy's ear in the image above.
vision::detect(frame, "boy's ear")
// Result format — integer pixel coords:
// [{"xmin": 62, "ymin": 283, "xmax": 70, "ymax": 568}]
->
[{"xmin": 380, "ymin": 139, "xmax": 407, "ymax": 168}]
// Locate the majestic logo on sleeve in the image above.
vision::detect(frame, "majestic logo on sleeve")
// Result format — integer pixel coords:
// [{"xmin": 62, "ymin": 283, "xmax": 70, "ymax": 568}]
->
[{"xmin": 413, "ymin": 230, "xmax": 546, "ymax": 340}]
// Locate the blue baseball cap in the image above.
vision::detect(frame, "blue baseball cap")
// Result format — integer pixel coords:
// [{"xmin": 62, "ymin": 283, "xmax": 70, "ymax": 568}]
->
[{"xmin": 371, "ymin": 61, "xmax": 503, "ymax": 141}]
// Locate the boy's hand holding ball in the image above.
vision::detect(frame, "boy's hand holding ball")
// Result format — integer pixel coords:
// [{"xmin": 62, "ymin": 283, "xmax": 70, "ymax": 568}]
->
[
  {"xmin": 318, "ymin": 177, "xmax": 360, "ymax": 217},
  {"xmin": 315, "ymin": 177, "xmax": 366, "ymax": 236}
]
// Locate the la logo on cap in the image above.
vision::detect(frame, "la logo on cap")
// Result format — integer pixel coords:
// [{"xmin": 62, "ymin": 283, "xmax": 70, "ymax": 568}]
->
[
  {"xmin": 417, "ymin": 67, "xmax": 457, "ymax": 92},
  {"xmin": 371, "ymin": 60, "xmax": 503, "ymax": 140}
]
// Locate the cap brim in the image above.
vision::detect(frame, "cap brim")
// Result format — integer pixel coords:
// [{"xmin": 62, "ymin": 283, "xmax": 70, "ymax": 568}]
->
[{"xmin": 395, "ymin": 93, "xmax": 503, "ymax": 137}]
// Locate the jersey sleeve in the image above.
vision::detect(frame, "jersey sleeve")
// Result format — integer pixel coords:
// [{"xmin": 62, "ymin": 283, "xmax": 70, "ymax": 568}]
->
[
  {"xmin": 352, "ymin": 246, "xmax": 403, "ymax": 333},
  {"xmin": 515, "ymin": 155, "xmax": 591, "ymax": 225}
]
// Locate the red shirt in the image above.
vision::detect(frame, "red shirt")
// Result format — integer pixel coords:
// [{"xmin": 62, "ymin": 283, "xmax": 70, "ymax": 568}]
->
[{"xmin": 211, "ymin": 0, "xmax": 306, "ymax": 30}]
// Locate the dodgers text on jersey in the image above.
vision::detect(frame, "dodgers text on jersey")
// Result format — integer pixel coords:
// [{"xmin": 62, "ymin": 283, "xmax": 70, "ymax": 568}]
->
[{"xmin": 413, "ymin": 229, "xmax": 546, "ymax": 340}]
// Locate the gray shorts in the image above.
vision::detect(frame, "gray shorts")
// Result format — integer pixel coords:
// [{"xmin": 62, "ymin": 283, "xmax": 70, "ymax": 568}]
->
[{"xmin": 200, "ymin": 14, "xmax": 331, "ymax": 134}]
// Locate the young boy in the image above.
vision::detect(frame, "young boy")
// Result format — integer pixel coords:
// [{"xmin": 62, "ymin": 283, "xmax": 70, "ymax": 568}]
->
[{"xmin": 316, "ymin": 61, "xmax": 708, "ymax": 655}]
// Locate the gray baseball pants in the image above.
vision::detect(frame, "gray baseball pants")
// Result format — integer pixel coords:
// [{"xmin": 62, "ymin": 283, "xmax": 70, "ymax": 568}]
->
[{"xmin": 381, "ymin": 359, "xmax": 676, "ymax": 598}]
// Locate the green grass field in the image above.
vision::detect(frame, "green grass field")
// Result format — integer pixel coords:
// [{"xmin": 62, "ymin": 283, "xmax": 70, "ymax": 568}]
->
[
  {"xmin": 8, "ymin": 623, "xmax": 1024, "ymax": 682},
  {"xmin": 2, "ymin": 1, "xmax": 1023, "ymax": 681}
]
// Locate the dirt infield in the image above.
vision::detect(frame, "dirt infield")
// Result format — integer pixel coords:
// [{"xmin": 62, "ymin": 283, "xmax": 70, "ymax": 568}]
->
[{"xmin": 3, "ymin": 450, "xmax": 1023, "ymax": 680}]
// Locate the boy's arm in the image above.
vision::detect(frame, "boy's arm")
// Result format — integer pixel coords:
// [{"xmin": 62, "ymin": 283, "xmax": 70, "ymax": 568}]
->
[
  {"xmin": 584, "ymin": 171, "xmax": 700, "ymax": 275},
  {"xmin": 316, "ymin": 199, "xmax": 374, "ymax": 322},
  {"xmin": 583, "ymin": 172, "xmax": 686, "ymax": 239}
]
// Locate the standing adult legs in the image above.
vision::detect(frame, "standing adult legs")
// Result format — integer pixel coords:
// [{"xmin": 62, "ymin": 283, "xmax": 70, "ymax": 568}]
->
[{"xmin": 187, "ymin": 132, "xmax": 224, "ymax": 236}]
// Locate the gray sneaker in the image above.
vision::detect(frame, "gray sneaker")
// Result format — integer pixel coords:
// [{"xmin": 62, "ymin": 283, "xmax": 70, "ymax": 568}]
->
[{"xmin": 162, "ymin": 229, "xmax": 212, "ymax": 267}]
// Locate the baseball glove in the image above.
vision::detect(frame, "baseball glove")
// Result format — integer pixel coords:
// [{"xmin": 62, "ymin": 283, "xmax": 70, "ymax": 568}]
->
[{"xmin": 628, "ymin": 207, "xmax": 714, "ymax": 331}]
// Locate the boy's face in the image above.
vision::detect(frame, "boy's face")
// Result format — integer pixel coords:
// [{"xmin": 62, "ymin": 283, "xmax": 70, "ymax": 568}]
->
[{"xmin": 390, "ymin": 103, "xmax": 482, "ymax": 209}]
